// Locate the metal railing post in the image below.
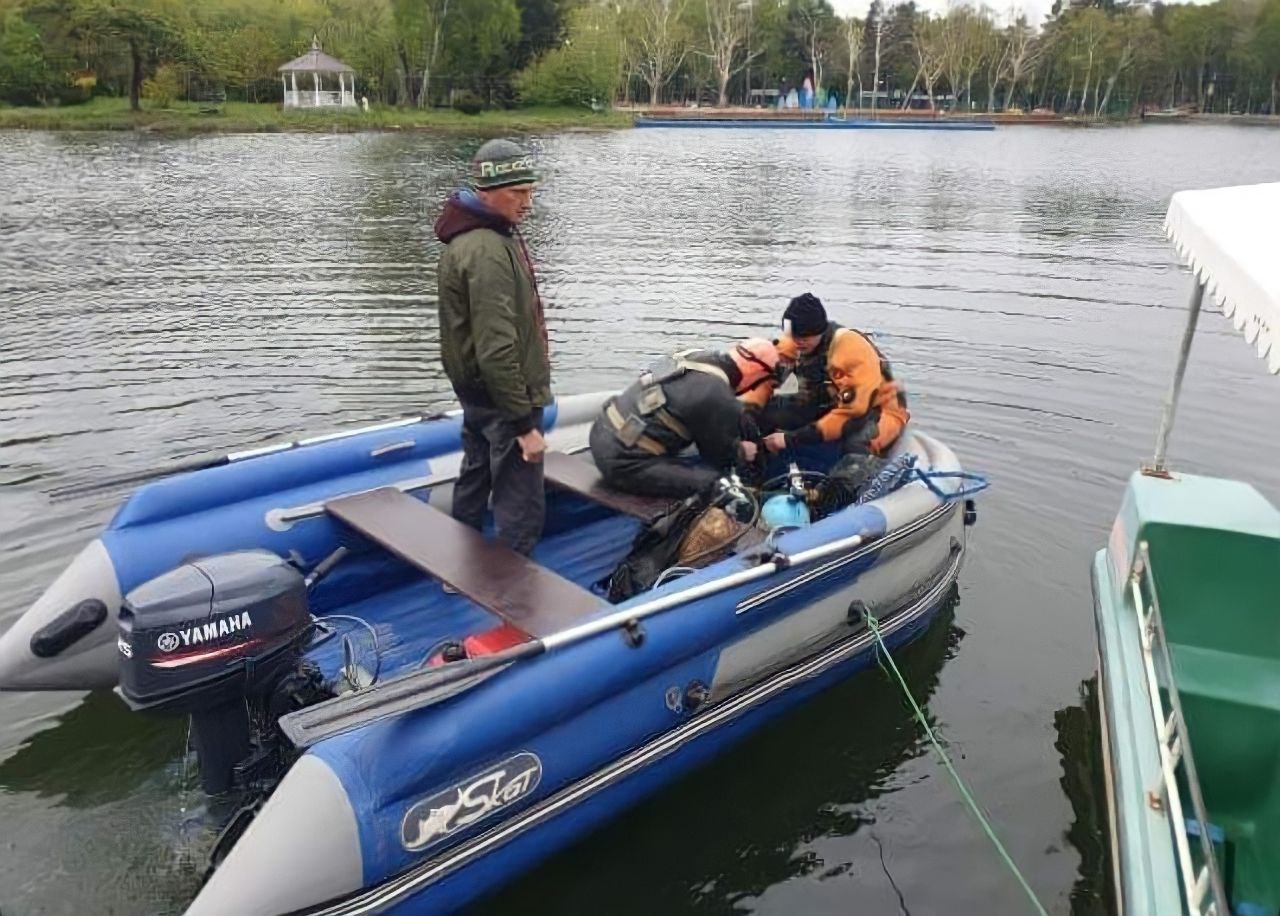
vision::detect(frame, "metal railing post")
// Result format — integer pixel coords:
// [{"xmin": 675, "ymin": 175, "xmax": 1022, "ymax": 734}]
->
[
  {"xmin": 1150, "ymin": 279, "xmax": 1206, "ymax": 473},
  {"xmin": 1131, "ymin": 542, "xmax": 1230, "ymax": 916}
]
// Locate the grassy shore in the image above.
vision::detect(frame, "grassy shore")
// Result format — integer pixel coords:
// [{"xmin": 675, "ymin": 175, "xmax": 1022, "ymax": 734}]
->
[{"xmin": 0, "ymin": 97, "xmax": 633, "ymax": 134}]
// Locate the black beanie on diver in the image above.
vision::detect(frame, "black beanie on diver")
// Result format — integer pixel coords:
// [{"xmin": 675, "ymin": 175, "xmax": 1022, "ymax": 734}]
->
[{"xmin": 783, "ymin": 293, "xmax": 827, "ymax": 337}]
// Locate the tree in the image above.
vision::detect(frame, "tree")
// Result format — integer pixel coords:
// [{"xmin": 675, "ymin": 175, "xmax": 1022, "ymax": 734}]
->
[
  {"xmin": 877, "ymin": 2, "xmax": 920, "ymax": 99},
  {"xmin": 909, "ymin": 13, "xmax": 945, "ymax": 108},
  {"xmin": 221, "ymin": 26, "xmax": 282, "ymax": 101},
  {"xmin": 1002, "ymin": 14, "xmax": 1039, "ymax": 110},
  {"xmin": 392, "ymin": 0, "xmax": 453, "ymax": 106},
  {"xmin": 939, "ymin": 5, "xmax": 991, "ymax": 110},
  {"xmin": 700, "ymin": 0, "xmax": 760, "ymax": 105},
  {"xmin": 1258, "ymin": 0, "xmax": 1280, "ymax": 113},
  {"xmin": 3, "ymin": 0, "xmax": 1278, "ymax": 116},
  {"xmin": 512, "ymin": 0, "xmax": 563, "ymax": 71},
  {"xmin": 867, "ymin": 3, "xmax": 893, "ymax": 114},
  {"xmin": 786, "ymin": 0, "xmax": 834, "ymax": 92},
  {"xmin": 1062, "ymin": 7, "xmax": 1107, "ymax": 114},
  {"xmin": 1095, "ymin": 9, "xmax": 1152, "ymax": 115},
  {"xmin": 0, "ymin": 9, "xmax": 57, "ymax": 105},
  {"xmin": 440, "ymin": 0, "xmax": 520, "ymax": 98},
  {"xmin": 839, "ymin": 14, "xmax": 863, "ymax": 111},
  {"xmin": 626, "ymin": 0, "xmax": 690, "ymax": 105},
  {"xmin": 77, "ymin": 0, "xmax": 191, "ymax": 111},
  {"xmin": 983, "ymin": 13, "xmax": 1013, "ymax": 111},
  {"xmin": 1167, "ymin": 2, "xmax": 1231, "ymax": 109},
  {"xmin": 518, "ymin": 3, "xmax": 624, "ymax": 105},
  {"xmin": 142, "ymin": 60, "xmax": 181, "ymax": 105}
]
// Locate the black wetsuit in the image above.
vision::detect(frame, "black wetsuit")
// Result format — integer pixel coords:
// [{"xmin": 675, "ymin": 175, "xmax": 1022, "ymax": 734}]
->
[{"xmin": 589, "ymin": 351, "xmax": 744, "ymax": 500}]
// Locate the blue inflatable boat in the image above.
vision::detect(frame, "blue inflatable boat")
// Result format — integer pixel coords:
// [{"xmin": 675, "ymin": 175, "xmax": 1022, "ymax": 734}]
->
[{"xmin": 0, "ymin": 392, "xmax": 980, "ymax": 914}]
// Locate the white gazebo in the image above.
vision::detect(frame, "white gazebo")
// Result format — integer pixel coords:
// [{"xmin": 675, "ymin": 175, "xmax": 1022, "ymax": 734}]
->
[{"xmin": 279, "ymin": 37, "xmax": 357, "ymax": 109}]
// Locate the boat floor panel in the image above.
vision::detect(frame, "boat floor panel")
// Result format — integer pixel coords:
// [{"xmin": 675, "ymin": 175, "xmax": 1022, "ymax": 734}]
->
[
  {"xmin": 307, "ymin": 510, "xmax": 642, "ymax": 678},
  {"xmin": 543, "ymin": 450, "xmax": 672, "ymax": 522},
  {"xmin": 325, "ymin": 488, "xmax": 603, "ymax": 638}
]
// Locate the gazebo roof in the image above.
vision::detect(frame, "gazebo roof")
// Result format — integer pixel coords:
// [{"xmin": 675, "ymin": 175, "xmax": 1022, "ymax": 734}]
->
[{"xmin": 278, "ymin": 37, "xmax": 354, "ymax": 74}]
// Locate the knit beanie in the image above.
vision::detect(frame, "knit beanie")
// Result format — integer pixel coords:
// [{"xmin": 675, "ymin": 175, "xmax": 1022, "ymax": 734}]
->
[
  {"xmin": 471, "ymin": 139, "xmax": 538, "ymax": 190},
  {"xmin": 782, "ymin": 293, "xmax": 828, "ymax": 337}
]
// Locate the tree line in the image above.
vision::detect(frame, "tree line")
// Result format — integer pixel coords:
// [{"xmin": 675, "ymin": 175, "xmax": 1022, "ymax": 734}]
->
[{"xmin": 1, "ymin": 0, "xmax": 1277, "ymax": 116}]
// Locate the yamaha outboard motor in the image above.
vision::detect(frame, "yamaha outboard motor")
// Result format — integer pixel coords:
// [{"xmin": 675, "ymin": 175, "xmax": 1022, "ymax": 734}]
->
[{"xmin": 117, "ymin": 550, "xmax": 319, "ymax": 796}]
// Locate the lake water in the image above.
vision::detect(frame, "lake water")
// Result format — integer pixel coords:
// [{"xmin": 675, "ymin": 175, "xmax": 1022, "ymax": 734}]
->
[{"xmin": 1, "ymin": 123, "xmax": 1278, "ymax": 915}]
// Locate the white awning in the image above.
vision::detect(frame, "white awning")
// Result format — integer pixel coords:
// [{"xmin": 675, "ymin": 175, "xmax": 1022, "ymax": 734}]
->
[{"xmin": 1164, "ymin": 183, "xmax": 1280, "ymax": 375}]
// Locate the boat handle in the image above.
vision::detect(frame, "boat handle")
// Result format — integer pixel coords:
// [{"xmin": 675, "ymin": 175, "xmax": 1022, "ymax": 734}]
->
[{"xmin": 370, "ymin": 440, "xmax": 416, "ymax": 458}]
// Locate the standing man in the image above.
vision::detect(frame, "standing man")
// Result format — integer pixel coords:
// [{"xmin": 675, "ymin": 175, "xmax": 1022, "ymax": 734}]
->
[
  {"xmin": 761, "ymin": 292, "xmax": 909, "ymax": 458},
  {"xmin": 435, "ymin": 139, "xmax": 550, "ymax": 555}
]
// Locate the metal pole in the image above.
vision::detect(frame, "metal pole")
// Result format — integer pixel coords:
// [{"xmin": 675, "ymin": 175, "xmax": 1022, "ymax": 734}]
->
[
  {"xmin": 542, "ymin": 532, "xmax": 867, "ymax": 650},
  {"xmin": 1149, "ymin": 279, "xmax": 1205, "ymax": 473},
  {"xmin": 284, "ymin": 529, "xmax": 872, "ymax": 746}
]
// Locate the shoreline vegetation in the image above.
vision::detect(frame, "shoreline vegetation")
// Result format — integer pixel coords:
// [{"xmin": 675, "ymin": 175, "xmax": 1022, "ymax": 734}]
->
[
  {"xmin": 1, "ymin": 98, "xmax": 1276, "ymax": 135},
  {"xmin": 0, "ymin": 97, "xmax": 1274, "ymax": 134},
  {"xmin": 1, "ymin": 0, "xmax": 1277, "ymax": 138},
  {"xmin": 0, "ymin": 98, "xmax": 633, "ymax": 134}
]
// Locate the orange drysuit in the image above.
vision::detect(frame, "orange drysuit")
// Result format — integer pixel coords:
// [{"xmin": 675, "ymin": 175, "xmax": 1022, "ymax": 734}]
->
[{"xmin": 744, "ymin": 324, "xmax": 909, "ymax": 454}]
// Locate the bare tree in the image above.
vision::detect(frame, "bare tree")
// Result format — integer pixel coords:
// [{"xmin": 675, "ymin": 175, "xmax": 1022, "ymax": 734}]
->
[
  {"xmin": 958, "ymin": 7, "xmax": 994, "ymax": 110},
  {"xmin": 1095, "ymin": 11, "xmax": 1149, "ymax": 116},
  {"xmin": 699, "ymin": 0, "xmax": 760, "ymax": 107},
  {"xmin": 840, "ymin": 15, "xmax": 864, "ymax": 113},
  {"xmin": 792, "ymin": 0, "xmax": 833, "ymax": 92},
  {"xmin": 869, "ymin": 15, "xmax": 892, "ymax": 116},
  {"xmin": 1002, "ymin": 14, "xmax": 1040, "ymax": 111},
  {"xmin": 392, "ymin": 0, "xmax": 453, "ymax": 107},
  {"xmin": 984, "ymin": 17, "xmax": 1013, "ymax": 111},
  {"xmin": 909, "ymin": 15, "xmax": 946, "ymax": 110},
  {"xmin": 1070, "ymin": 8, "xmax": 1107, "ymax": 115},
  {"xmin": 940, "ymin": 6, "xmax": 985, "ymax": 111},
  {"xmin": 626, "ymin": 0, "xmax": 690, "ymax": 105}
]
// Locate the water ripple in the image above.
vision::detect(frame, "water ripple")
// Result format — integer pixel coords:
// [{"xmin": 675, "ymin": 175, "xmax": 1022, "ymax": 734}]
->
[{"xmin": 2, "ymin": 125, "xmax": 1280, "ymax": 916}]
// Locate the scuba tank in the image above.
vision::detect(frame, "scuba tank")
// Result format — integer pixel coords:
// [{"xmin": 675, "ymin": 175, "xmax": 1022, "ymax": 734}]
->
[{"xmin": 761, "ymin": 463, "xmax": 812, "ymax": 530}]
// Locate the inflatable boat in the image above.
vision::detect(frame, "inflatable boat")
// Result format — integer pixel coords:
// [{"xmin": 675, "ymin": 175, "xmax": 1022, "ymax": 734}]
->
[{"xmin": 0, "ymin": 392, "xmax": 981, "ymax": 914}]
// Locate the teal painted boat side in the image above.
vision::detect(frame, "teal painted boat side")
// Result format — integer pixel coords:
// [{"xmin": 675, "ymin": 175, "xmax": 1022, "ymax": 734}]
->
[
  {"xmin": 1093, "ymin": 470, "xmax": 1280, "ymax": 914},
  {"xmin": 1092, "ymin": 549, "xmax": 1184, "ymax": 915},
  {"xmin": 1103, "ymin": 472, "xmax": 1280, "ymax": 615}
]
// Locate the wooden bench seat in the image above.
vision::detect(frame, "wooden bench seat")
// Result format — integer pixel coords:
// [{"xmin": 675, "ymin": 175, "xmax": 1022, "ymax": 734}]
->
[
  {"xmin": 543, "ymin": 450, "xmax": 670, "ymax": 522},
  {"xmin": 325, "ymin": 487, "xmax": 601, "ymax": 639}
]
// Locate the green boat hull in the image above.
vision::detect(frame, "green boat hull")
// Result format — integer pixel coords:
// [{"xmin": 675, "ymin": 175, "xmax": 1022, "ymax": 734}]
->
[{"xmin": 1092, "ymin": 471, "xmax": 1280, "ymax": 915}]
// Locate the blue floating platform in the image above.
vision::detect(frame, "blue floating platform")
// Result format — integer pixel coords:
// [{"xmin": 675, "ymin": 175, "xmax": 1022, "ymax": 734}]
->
[{"xmin": 634, "ymin": 116, "xmax": 995, "ymax": 131}]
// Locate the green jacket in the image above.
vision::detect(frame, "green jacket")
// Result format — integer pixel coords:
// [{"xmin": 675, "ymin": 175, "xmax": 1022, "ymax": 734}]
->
[{"xmin": 435, "ymin": 192, "xmax": 551, "ymax": 434}]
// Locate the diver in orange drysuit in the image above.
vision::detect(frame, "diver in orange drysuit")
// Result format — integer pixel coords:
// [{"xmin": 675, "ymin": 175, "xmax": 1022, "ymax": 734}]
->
[{"xmin": 742, "ymin": 293, "xmax": 909, "ymax": 458}]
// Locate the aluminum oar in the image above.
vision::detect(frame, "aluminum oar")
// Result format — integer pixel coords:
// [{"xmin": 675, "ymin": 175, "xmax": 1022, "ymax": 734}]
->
[{"xmin": 279, "ymin": 529, "xmax": 873, "ymax": 748}]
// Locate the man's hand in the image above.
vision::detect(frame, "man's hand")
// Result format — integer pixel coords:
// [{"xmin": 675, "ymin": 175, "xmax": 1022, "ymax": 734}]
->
[
  {"xmin": 517, "ymin": 429, "xmax": 546, "ymax": 463},
  {"xmin": 739, "ymin": 439, "xmax": 759, "ymax": 464},
  {"xmin": 764, "ymin": 431, "xmax": 788, "ymax": 454}
]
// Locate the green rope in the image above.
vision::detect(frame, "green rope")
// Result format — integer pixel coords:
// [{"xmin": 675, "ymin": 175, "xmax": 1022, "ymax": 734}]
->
[{"xmin": 865, "ymin": 613, "xmax": 1050, "ymax": 916}]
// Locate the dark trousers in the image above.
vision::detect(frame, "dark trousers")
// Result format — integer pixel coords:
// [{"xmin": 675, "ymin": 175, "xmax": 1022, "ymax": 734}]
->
[
  {"xmin": 589, "ymin": 416, "xmax": 720, "ymax": 500},
  {"xmin": 760, "ymin": 394, "xmax": 880, "ymax": 455},
  {"xmin": 452, "ymin": 403, "xmax": 545, "ymax": 556}
]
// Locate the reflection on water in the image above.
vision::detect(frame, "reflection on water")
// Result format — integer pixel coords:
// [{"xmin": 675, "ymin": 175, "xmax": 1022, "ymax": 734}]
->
[
  {"xmin": 0, "ymin": 690, "xmax": 181, "ymax": 807},
  {"xmin": 0, "ymin": 692, "xmax": 208, "ymax": 914},
  {"xmin": 477, "ymin": 593, "xmax": 964, "ymax": 915},
  {"xmin": 2, "ymin": 123, "xmax": 1279, "ymax": 914},
  {"xmin": 1054, "ymin": 678, "xmax": 1115, "ymax": 916}
]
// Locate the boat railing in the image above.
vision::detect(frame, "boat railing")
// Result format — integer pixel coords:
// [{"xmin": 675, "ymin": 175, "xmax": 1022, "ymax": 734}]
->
[{"xmin": 1129, "ymin": 541, "xmax": 1229, "ymax": 916}]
